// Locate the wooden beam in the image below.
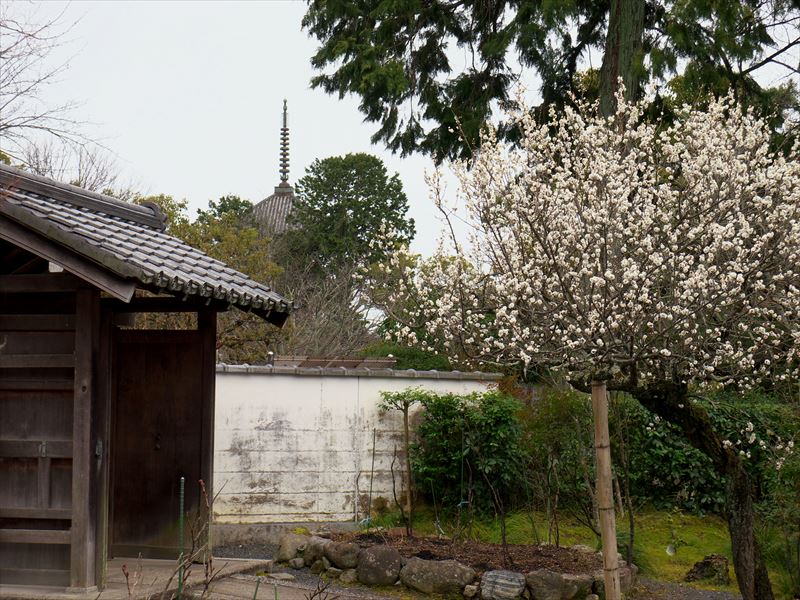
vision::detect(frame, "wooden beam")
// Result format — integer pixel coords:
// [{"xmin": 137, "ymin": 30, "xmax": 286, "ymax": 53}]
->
[
  {"xmin": 0, "ymin": 528, "xmax": 71, "ymax": 544},
  {"xmin": 0, "ymin": 378, "xmax": 74, "ymax": 391},
  {"xmin": 70, "ymin": 288, "xmax": 97, "ymax": 589},
  {"xmin": 0, "ymin": 354, "xmax": 75, "ymax": 368},
  {"xmin": 102, "ymin": 295, "xmax": 222, "ymax": 314},
  {"xmin": 0, "ymin": 440, "xmax": 72, "ymax": 458},
  {"xmin": 0, "ymin": 568, "xmax": 70, "ymax": 587},
  {"xmin": 0, "ymin": 313, "xmax": 76, "ymax": 330},
  {"xmin": 0, "ymin": 507, "xmax": 72, "ymax": 519},
  {"xmin": 0, "ymin": 273, "xmax": 86, "ymax": 293},
  {"xmin": 0, "ymin": 213, "xmax": 136, "ymax": 302}
]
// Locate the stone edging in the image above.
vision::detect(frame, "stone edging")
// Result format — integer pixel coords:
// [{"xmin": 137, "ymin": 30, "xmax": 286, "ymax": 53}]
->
[{"xmin": 276, "ymin": 533, "xmax": 638, "ymax": 600}]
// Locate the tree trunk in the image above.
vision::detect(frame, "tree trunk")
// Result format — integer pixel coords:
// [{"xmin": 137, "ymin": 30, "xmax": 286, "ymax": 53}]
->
[
  {"xmin": 632, "ymin": 383, "xmax": 774, "ymax": 600},
  {"xmin": 402, "ymin": 405, "xmax": 413, "ymax": 536},
  {"xmin": 599, "ymin": 0, "xmax": 645, "ymax": 116},
  {"xmin": 592, "ymin": 381, "xmax": 622, "ymax": 600}
]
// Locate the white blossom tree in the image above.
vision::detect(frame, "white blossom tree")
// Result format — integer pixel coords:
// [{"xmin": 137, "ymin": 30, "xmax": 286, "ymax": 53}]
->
[{"xmin": 371, "ymin": 94, "xmax": 800, "ymax": 600}]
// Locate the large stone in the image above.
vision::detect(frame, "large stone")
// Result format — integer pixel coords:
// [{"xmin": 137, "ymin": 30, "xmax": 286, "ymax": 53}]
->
[
  {"xmin": 400, "ymin": 557, "xmax": 476, "ymax": 594},
  {"xmin": 310, "ymin": 560, "xmax": 326, "ymax": 575},
  {"xmin": 560, "ymin": 574, "xmax": 593, "ymax": 599},
  {"xmin": 340, "ymin": 569, "xmax": 358, "ymax": 584},
  {"xmin": 685, "ymin": 554, "xmax": 730, "ymax": 585},
  {"xmin": 357, "ymin": 545, "xmax": 402, "ymax": 586},
  {"xmin": 327, "ymin": 567, "xmax": 343, "ymax": 578},
  {"xmin": 525, "ymin": 570, "xmax": 562, "ymax": 600},
  {"xmin": 464, "ymin": 584, "xmax": 479, "ymax": 598},
  {"xmin": 288, "ymin": 558, "xmax": 305, "ymax": 570},
  {"xmin": 303, "ymin": 536, "xmax": 332, "ymax": 567},
  {"xmin": 592, "ymin": 565, "xmax": 637, "ymax": 600},
  {"xmin": 276, "ymin": 532, "xmax": 309, "ymax": 563},
  {"xmin": 324, "ymin": 541, "xmax": 361, "ymax": 569},
  {"xmin": 481, "ymin": 570, "xmax": 527, "ymax": 600}
]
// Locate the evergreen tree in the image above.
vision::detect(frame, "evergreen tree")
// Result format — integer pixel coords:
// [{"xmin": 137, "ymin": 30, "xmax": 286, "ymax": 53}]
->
[{"xmin": 303, "ymin": 0, "xmax": 799, "ymax": 160}]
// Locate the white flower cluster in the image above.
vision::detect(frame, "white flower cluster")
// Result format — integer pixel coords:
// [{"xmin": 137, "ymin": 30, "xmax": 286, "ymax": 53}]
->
[{"xmin": 370, "ymin": 92, "xmax": 800, "ymax": 387}]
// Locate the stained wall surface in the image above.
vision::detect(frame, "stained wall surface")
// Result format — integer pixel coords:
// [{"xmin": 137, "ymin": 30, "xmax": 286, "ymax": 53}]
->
[{"xmin": 213, "ymin": 366, "xmax": 499, "ymax": 523}]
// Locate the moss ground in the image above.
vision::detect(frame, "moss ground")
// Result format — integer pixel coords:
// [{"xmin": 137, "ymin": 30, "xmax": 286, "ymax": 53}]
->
[{"xmin": 370, "ymin": 507, "xmax": 795, "ymax": 597}]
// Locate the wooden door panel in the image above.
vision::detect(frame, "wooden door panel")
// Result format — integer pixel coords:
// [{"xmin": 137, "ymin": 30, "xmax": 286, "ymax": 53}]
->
[{"xmin": 110, "ymin": 331, "xmax": 204, "ymax": 559}]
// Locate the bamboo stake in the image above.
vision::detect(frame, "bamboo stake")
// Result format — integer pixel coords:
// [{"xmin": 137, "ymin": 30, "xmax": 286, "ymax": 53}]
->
[{"xmin": 592, "ymin": 380, "xmax": 621, "ymax": 600}]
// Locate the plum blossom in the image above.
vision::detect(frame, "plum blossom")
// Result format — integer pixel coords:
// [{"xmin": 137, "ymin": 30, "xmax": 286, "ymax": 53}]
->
[{"xmin": 368, "ymin": 92, "xmax": 800, "ymax": 390}]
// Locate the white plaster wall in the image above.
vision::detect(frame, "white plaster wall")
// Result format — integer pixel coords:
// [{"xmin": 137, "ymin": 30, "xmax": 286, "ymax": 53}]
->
[{"xmin": 213, "ymin": 372, "xmax": 496, "ymax": 524}]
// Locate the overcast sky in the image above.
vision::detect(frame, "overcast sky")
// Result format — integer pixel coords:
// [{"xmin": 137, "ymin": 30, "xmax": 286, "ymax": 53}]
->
[
  {"xmin": 16, "ymin": 0, "xmax": 466, "ymax": 255},
  {"xmin": 10, "ymin": 2, "xmax": 798, "ymax": 257}
]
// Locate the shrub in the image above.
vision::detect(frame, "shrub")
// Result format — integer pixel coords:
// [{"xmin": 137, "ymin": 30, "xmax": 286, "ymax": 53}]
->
[{"xmin": 410, "ymin": 391, "xmax": 525, "ymax": 513}]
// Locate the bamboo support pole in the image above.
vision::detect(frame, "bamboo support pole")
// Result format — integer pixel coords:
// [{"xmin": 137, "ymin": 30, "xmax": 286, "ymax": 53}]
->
[{"xmin": 592, "ymin": 381, "xmax": 621, "ymax": 600}]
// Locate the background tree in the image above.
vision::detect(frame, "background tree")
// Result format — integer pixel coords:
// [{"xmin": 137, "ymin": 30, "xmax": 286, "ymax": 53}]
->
[
  {"xmin": 0, "ymin": 4, "xmax": 89, "ymax": 161},
  {"xmin": 279, "ymin": 152, "xmax": 415, "ymax": 270},
  {"xmin": 134, "ymin": 194, "xmax": 284, "ymax": 362},
  {"xmin": 370, "ymin": 95, "xmax": 800, "ymax": 599},
  {"xmin": 268, "ymin": 153, "xmax": 415, "ymax": 357},
  {"xmin": 303, "ymin": 0, "xmax": 799, "ymax": 160},
  {"xmin": 19, "ymin": 141, "xmax": 136, "ymax": 200}
]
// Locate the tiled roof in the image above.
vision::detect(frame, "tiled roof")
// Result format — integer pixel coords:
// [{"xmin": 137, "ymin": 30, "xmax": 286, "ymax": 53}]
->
[
  {"xmin": 217, "ymin": 363, "xmax": 504, "ymax": 381},
  {"xmin": 252, "ymin": 183, "xmax": 295, "ymax": 234},
  {"xmin": 0, "ymin": 164, "xmax": 293, "ymax": 324}
]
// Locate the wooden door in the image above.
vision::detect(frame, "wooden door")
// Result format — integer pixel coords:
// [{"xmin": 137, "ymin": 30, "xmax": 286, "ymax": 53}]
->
[{"xmin": 110, "ymin": 330, "xmax": 206, "ymax": 559}]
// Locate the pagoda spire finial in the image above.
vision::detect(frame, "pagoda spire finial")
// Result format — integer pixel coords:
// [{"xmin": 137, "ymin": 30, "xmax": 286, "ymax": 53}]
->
[{"xmin": 279, "ymin": 99, "xmax": 290, "ymax": 183}]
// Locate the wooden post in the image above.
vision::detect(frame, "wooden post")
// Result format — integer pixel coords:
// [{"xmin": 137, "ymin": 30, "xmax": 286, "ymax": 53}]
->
[
  {"xmin": 199, "ymin": 310, "xmax": 217, "ymax": 550},
  {"xmin": 592, "ymin": 380, "xmax": 621, "ymax": 600},
  {"xmin": 70, "ymin": 288, "xmax": 98, "ymax": 591}
]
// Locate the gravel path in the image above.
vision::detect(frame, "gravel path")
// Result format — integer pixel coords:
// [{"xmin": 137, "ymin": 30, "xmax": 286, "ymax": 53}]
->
[
  {"xmin": 214, "ymin": 544, "xmax": 402, "ymax": 600},
  {"xmin": 632, "ymin": 578, "xmax": 741, "ymax": 600},
  {"xmin": 215, "ymin": 544, "xmax": 743, "ymax": 600}
]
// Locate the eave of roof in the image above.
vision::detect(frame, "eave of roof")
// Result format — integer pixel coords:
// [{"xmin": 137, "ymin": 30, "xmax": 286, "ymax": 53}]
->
[{"xmin": 0, "ymin": 164, "xmax": 293, "ymax": 326}]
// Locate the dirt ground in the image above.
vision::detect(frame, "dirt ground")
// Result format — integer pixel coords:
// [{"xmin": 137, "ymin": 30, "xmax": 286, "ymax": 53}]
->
[{"xmin": 338, "ymin": 531, "xmax": 602, "ymax": 575}]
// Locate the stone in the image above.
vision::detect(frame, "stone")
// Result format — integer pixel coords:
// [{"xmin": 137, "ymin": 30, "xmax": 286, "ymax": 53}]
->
[
  {"xmin": 303, "ymin": 536, "xmax": 332, "ymax": 567},
  {"xmin": 560, "ymin": 574, "xmax": 593, "ymax": 599},
  {"xmin": 525, "ymin": 570, "xmax": 562, "ymax": 600},
  {"xmin": 571, "ymin": 545, "xmax": 596, "ymax": 555},
  {"xmin": 267, "ymin": 573, "xmax": 295, "ymax": 581},
  {"xmin": 311, "ymin": 526, "xmax": 332, "ymax": 538},
  {"xmin": 288, "ymin": 558, "xmax": 305, "ymax": 570},
  {"xmin": 481, "ymin": 570, "xmax": 527, "ymax": 600},
  {"xmin": 464, "ymin": 584, "xmax": 479, "ymax": 598},
  {"xmin": 324, "ymin": 541, "xmax": 361, "ymax": 569},
  {"xmin": 322, "ymin": 556, "xmax": 332, "ymax": 570},
  {"xmin": 357, "ymin": 545, "xmax": 402, "ymax": 586},
  {"xmin": 585, "ymin": 595, "xmax": 599, "ymax": 600},
  {"xmin": 340, "ymin": 569, "xmax": 358, "ymax": 584},
  {"xmin": 276, "ymin": 532, "xmax": 309, "ymax": 563},
  {"xmin": 400, "ymin": 557, "xmax": 476, "ymax": 594},
  {"xmin": 592, "ymin": 565, "xmax": 636, "ymax": 600},
  {"xmin": 310, "ymin": 560, "xmax": 325, "ymax": 575},
  {"xmin": 326, "ymin": 567, "xmax": 343, "ymax": 578},
  {"xmin": 685, "ymin": 554, "xmax": 730, "ymax": 585}
]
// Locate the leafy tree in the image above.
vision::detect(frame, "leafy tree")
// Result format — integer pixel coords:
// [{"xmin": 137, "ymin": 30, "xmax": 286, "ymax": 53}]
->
[
  {"xmin": 303, "ymin": 0, "xmax": 799, "ymax": 160},
  {"xmin": 134, "ymin": 194, "xmax": 284, "ymax": 363},
  {"xmin": 361, "ymin": 340, "xmax": 452, "ymax": 371},
  {"xmin": 280, "ymin": 153, "xmax": 415, "ymax": 269},
  {"xmin": 196, "ymin": 194, "xmax": 255, "ymax": 226},
  {"xmin": 370, "ymin": 96, "xmax": 800, "ymax": 599}
]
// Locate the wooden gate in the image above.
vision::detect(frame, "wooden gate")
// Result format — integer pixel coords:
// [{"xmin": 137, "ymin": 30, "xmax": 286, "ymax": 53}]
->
[{"xmin": 109, "ymin": 330, "xmax": 210, "ymax": 559}]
